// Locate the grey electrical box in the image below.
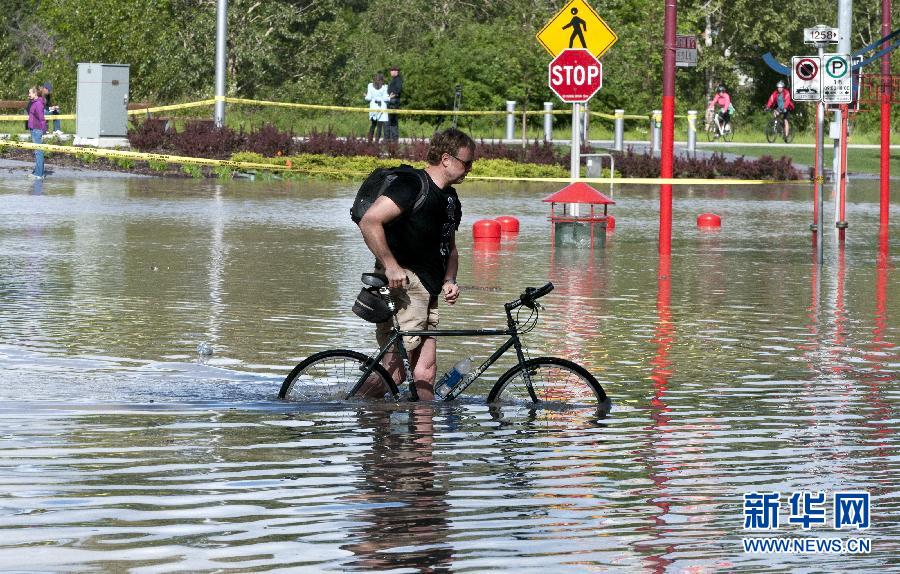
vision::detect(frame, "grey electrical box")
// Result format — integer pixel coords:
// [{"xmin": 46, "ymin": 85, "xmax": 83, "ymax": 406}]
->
[{"xmin": 76, "ymin": 63, "xmax": 129, "ymax": 139}]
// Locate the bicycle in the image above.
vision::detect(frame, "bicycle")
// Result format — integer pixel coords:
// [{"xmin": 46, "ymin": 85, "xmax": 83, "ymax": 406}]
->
[
  {"xmin": 764, "ymin": 109, "xmax": 794, "ymax": 143},
  {"xmin": 706, "ymin": 109, "xmax": 734, "ymax": 142},
  {"xmin": 279, "ymin": 273, "xmax": 610, "ymax": 410}
]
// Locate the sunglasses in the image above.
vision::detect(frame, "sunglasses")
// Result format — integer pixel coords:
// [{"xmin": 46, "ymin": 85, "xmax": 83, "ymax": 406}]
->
[{"xmin": 448, "ymin": 153, "xmax": 474, "ymax": 170}]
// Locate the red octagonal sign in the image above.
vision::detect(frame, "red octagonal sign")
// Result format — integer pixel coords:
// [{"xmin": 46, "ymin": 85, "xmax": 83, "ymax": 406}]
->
[{"xmin": 548, "ymin": 48, "xmax": 603, "ymax": 103}]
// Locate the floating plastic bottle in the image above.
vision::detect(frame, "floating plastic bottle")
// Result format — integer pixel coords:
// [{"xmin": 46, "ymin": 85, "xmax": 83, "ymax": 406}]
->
[{"xmin": 435, "ymin": 356, "xmax": 474, "ymax": 395}]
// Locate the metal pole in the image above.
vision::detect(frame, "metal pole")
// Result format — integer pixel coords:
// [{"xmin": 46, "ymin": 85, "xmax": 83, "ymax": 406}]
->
[
  {"xmin": 613, "ymin": 109, "xmax": 625, "ymax": 151},
  {"xmin": 817, "ymin": 45, "xmax": 826, "ymax": 264},
  {"xmin": 452, "ymin": 84, "xmax": 462, "ymax": 129},
  {"xmin": 651, "ymin": 110, "xmax": 661, "ymax": 154},
  {"xmin": 570, "ymin": 103, "xmax": 581, "ymax": 216},
  {"xmin": 839, "ymin": 104, "xmax": 849, "ymax": 239},
  {"xmin": 581, "ymin": 102, "xmax": 590, "ymax": 143},
  {"xmin": 833, "ymin": 111, "xmax": 841, "ymax": 225},
  {"xmin": 214, "ymin": 0, "xmax": 227, "ymax": 127},
  {"xmin": 837, "ymin": 0, "xmax": 853, "ymax": 238},
  {"xmin": 543, "ymin": 102, "xmax": 553, "ymax": 142},
  {"xmin": 687, "ymin": 110, "xmax": 697, "ymax": 153},
  {"xmin": 505, "ymin": 101, "xmax": 516, "ymax": 141}
]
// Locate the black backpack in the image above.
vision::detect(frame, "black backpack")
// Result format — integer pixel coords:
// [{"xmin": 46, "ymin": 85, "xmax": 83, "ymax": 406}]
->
[{"xmin": 350, "ymin": 164, "xmax": 429, "ymax": 225}]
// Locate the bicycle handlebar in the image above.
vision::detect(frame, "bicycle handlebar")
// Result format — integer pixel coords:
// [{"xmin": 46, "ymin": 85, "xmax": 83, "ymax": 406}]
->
[{"xmin": 518, "ymin": 282, "xmax": 554, "ymax": 308}]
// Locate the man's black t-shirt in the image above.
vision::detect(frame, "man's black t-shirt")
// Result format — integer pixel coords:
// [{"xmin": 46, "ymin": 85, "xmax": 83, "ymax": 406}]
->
[{"xmin": 382, "ymin": 171, "xmax": 461, "ymax": 296}]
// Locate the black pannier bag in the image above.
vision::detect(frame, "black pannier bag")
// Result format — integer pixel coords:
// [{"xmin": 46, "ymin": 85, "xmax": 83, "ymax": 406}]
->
[{"xmin": 352, "ymin": 287, "xmax": 393, "ymax": 323}]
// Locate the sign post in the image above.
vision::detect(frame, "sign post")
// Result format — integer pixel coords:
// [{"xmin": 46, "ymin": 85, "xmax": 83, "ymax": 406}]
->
[
  {"xmin": 538, "ymin": 0, "xmax": 617, "ymax": 216},
  {"xmin": 801, "ymin": 26, "xmax": 840, "ymax": 264},
  {"xmin": 548, "ymin": 49, "xmax": 602, "ymax": 216},
  {"xmin": 822, "ymin": 53, "xmax": 851, "ymax": 239}
]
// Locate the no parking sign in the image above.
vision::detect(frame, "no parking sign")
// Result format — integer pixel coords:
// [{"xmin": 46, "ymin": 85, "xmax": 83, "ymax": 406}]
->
[{"xmin": 792, "ymin": 56, "xmax": 821, "ymax": 101}]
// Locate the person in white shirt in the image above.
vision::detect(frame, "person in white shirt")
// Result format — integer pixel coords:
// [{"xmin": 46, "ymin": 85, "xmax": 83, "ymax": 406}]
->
[{"xmin": 365, "ymin": 73, "xmax": 390, "ymax": 143}]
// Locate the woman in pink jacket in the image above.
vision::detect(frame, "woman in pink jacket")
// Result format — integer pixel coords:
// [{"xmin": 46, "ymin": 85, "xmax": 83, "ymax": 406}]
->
[
  {"xmin": 707, "ymin": 84, "xmax": 732, "ymax": 137},
  {"xmin": 26, "ymin": 86, "xmax": 47, "ymax": 179}
]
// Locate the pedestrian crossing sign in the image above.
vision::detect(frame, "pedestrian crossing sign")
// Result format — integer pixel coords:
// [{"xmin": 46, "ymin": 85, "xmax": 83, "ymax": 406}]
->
[{"xmin": 537, "ymin": 0, "xmax": 618, "ymax": 60}]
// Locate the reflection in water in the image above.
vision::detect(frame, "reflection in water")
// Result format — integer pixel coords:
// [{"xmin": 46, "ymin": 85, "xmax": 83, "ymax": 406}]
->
[
  {"xmin": 0, "ymin": 177, "xmax": 898, "ymax": 572},
  {"xmin": 863, "ymin": 231, "xmax": 894, "ymax": 468},
  {"xmin": 201, "ymin": 184, "xmax": 227, "ymax": 363},
  {"xmin": 637, "ymin": 254, "xmax": 675, "ymax": 572},
  {"xmin": 548, "ymin": 244, "xmax": 605, "ymax": 370},
  {"xmin": 341, "ymin": 406, "xmax": 451, "ymax": 572}
]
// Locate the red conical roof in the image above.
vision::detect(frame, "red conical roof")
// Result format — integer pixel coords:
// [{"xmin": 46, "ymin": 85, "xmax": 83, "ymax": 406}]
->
[{"xmin": 542, "ymin": 182, "xmax": 615, "ymax": 205}]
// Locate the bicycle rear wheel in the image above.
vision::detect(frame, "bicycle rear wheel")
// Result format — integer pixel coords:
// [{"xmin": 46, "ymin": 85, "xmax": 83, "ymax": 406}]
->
[
  {"xmin": 279, "ymin": 349, "xmax": 398, "ymax": 402},
  {"xmin": 487, "ymin": 357, "xmax": 609, "ymax": 407},
  {"xmin": 765, "ymin": 121, "xmax": 778, "ymax": 143}
]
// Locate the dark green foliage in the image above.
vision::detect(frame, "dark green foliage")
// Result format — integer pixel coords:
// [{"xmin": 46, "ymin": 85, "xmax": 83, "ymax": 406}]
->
[
  {"xmin": 170, "ymin": 121, "xmax": 243, "ymax": 159},
  {"xmin": 612, "ymin": 148, "xmax": 801, "ymax": 180},
  {"xmin": 127, "ymin": 118, "xmax": 171, "ymax": 151},
  {"xmin": 245, "ymin": 123, "xmax": 294, "ymax": 157},
  {"xmin": 8, "ymin": 0, "xmax": 899, "ymax": 123}
]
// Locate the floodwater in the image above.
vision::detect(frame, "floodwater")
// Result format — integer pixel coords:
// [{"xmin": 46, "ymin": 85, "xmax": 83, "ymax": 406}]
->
[{"xmin": 0, "ymin": 173, "xmax": 898, "ymax": 573}]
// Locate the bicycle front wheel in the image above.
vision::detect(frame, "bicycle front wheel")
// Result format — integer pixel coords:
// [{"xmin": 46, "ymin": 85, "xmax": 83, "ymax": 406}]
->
[
  {"xmin": 279, "ymin": 349, "xmax": 398, "ymax": 402},
  {"xmin": 784, "ymin": 126, "xmax": 795, "ymax": 143},
  {"xmin": 723, "ymin": 123, "xmax": 735, "ymax": 142},
  {"xmin": 488, "ymin": 357, "xmax": 609, "ymax": 407},
  {"xmin": 765, "ymin": 121, "xmax": 778, "ymax": 143},
  {"xmin": 706, "ymin": 124, "xmax": 716, "ymax": 142}
]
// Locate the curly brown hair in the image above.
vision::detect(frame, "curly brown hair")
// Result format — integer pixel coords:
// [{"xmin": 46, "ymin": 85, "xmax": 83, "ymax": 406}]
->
[{"xmin": 426, "ymin": 128, "xmax": 475, "ymax": 165}]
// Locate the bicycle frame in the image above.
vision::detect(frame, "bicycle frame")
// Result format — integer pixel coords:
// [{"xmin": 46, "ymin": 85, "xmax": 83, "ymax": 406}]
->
[
  {"xmin": 713, "ymin": 112, "xmax": 728, "ymax": 136},
  {"xmin": 346, "ymin": 298, "xmax": 534, "ymax": 402}
]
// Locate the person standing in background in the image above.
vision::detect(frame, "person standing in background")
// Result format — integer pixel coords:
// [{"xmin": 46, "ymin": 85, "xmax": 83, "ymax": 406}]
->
[
  {"xmin": 40, "ymin": 82, "xmax": 62, "ymax": 135},
  {"xmin": 386, "ymin": 66, "xmax": 404, "ymax": 142},
  {"xmin": 365, "ymin": 72, "xmax": 389, "ymax": 143},
  {"xmin": 27, "ymin": 86, "xmax": 46, "ymax": 179}
]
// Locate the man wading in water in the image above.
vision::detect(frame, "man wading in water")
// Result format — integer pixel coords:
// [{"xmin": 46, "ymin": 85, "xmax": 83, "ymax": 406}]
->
[{"xmin": 358, "ymin": 128, "xmax": 476, "ymax": 400}]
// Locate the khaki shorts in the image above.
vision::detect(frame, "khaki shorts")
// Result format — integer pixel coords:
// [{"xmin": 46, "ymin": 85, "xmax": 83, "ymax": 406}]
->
[{"xmin": 375, "ymin": 267, "xmax": 439, "ymax": 352}]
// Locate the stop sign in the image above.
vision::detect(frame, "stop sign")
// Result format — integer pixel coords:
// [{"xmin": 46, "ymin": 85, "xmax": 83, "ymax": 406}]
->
[{"xmin": 548, "ymin": 49, "xmax": 603, "ymax": 103}]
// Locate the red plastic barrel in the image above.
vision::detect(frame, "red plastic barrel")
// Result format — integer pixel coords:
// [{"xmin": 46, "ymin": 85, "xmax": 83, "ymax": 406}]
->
[
  {"xmin": 606, "ymin": 215, "xmax": 616, "ymax": 231},
  {"xmin": 697, "ymin": 213, "xmax": 722, "ymax": 229},
  {"xmin": 494, "ymin": 216, "xmax": 520, "ymax": 234},
  {"xmin": 472, "ymin": 219, "xmax": 501, "ymax": 240}
]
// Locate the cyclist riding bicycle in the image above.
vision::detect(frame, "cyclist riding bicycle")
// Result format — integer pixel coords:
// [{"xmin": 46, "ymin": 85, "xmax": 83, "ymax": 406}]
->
[
  {"xmin": 707, "ymin": 84, "xmax": 733, "ymax": 137},
  {"xmin": 765, "ymin": 80, "xmax": 794, "ymax": 141}
]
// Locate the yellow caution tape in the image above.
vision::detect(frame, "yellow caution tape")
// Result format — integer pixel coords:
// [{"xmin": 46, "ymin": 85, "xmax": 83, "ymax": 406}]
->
[
  {"xmin": 2, "ymin": 97, "xmax": 704, "ymax": 126},
  {"xmin": 0, "ymin": 139, "xmax": 302, "ymax": 172},
  {"xmin": 219, "ymin": 96, "xmax": 509, "ymax": 117},
  {"xmin": 126, "ymin": 99, "xmax": 217, "ymax": 115},
  {"xmin": 0, "ymin": 114, "xmax": 75, "ymax": 121}
]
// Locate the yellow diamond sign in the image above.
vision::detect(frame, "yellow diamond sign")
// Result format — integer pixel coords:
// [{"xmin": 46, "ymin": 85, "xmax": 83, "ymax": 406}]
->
[{"xmin": 537, "ymin": 0, "xmax": 618, "ymax": 60}]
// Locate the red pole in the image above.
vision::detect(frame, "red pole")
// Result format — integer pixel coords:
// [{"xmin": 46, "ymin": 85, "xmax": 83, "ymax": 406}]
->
[
  {"xmin": 881, "ymin": 0, "xmax": 891, "ymax": 231},
  {"xmin": 659, "ymin": 0, "xmax": 677, "ymax": 255}
]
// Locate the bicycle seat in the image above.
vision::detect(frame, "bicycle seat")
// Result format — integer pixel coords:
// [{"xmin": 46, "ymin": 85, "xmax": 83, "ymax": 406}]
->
[{"xmin": 361, "ymin": 273, "xmax": 388, "ymax": 288}]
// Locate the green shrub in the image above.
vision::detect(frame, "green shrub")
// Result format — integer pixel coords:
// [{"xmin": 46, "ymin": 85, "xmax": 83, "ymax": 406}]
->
[
  {"xmin": 113, "ymin": 157, "xmax": 135, "ymax": 170},
  {"xmin": 180, "ymin": 163, "xmax": 202, "ymax": 178}
]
